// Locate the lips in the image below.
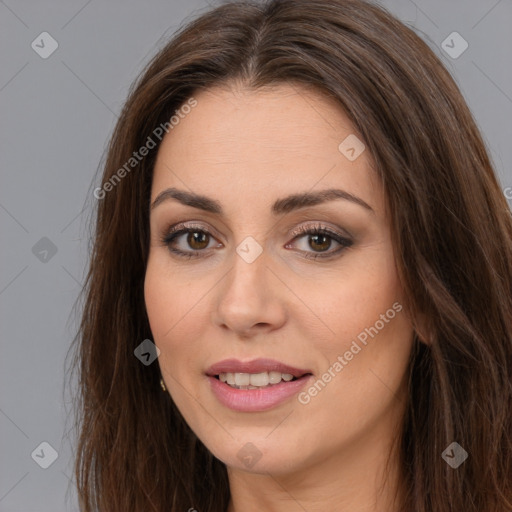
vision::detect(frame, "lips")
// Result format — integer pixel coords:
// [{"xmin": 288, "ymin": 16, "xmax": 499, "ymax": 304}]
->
[
  {"xmin": 205, "ymin": 358, "xmax": 314, "ymax": 412},
  {"xmin": 205, "ymin": 358, "xmax": 313, "ymax": 379}
]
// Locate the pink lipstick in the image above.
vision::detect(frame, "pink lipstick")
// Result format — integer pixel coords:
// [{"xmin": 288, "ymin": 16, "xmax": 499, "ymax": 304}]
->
[{"xmin": 205, "ymin": 358, "xmax": 313, "ymax": 412}]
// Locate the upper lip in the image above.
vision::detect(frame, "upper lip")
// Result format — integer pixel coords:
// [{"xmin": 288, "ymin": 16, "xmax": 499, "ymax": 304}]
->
[{"xmin": 205, "ymin": 358, "xmax": 313, "ymax": 378}]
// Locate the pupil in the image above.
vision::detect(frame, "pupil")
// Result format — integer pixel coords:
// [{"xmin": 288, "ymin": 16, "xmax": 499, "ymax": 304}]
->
[
  {"xmin": 188, "ymin": 231, "xmax": 208, "ymax": 250},
  {"xmin": 310, "ymin": 234, "xmax": 330, "ymax": 251}
]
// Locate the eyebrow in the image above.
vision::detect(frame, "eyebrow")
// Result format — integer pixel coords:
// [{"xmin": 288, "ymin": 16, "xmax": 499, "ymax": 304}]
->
[{"xmin": 150, "ymin": 187, "xmax": 374, "ymax": 215}]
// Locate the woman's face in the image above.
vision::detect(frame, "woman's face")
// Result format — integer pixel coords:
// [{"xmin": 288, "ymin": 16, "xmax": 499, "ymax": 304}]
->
[{"xmin": 144, "ymin": 83, "xmax": 415, "ymax": 476}]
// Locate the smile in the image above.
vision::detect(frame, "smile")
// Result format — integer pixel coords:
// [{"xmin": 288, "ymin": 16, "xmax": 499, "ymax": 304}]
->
[{"xmin": 205, "ymin": 358, "xmax": 313, "ymax": 412}]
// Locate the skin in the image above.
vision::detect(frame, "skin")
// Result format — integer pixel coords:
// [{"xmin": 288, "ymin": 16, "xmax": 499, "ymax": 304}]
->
[{"xmin": 144, "ymin": 82, "xmax": 416, "ymax": 512}]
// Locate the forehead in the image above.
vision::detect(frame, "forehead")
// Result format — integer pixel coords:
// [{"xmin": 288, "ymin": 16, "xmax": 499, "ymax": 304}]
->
[{"xmin": 151, "ymin": 82, "xmax": 383, "ymax": 218}]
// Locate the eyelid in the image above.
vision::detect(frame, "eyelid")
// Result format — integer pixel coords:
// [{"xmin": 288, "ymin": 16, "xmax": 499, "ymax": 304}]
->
[
  {"xmin": 163, "ymin": 220, "xmax": 351, "ymax": 241},
  {"xmin": 288, "ymin": 221, "xmax": 352, "ymax": 240},
  {"xmin": 163, "ymin": 221, "xmax": 222, "ymax": 239}
]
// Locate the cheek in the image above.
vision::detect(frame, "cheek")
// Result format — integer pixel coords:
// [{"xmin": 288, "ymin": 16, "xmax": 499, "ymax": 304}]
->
[
  {"xmin": 313, "ymin": 316, "xmax": 412, "ymax": 425},
  {"xmin": 293, "ymin": 240, "xmax": 403, "ymax": 354},
  {"xmin": 143, "ymin": 256, "xmax": 208, "ymax": 365},
  {"xmin": 295, "ymin": 242, "xmax": 411, "ymax": 412},
  {"xmin": 144, "ymin": 258, "xmax": 212, "ymax": 421},
  {"xmin": 294, "ymin": 298, "xmax": 412, "ymax": 455}
]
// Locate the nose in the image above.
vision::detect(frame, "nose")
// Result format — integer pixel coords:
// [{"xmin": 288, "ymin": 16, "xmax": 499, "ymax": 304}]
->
[{"xmin": 212, "ymin": 245, "xmax": 287, "ymax": 338}]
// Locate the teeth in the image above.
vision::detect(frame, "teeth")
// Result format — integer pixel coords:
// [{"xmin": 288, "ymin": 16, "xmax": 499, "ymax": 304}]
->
[
  {"xmin": 218, "ymin": 371, "xmax": 297, "ymax": 388},
  {"xmin": 250, "ymin": 372, "xmax": 269, "ymax": 386},
  {"xmin": 234, "ymin": 373, "xmax": 250, "ymax": 386},
  {"xmin": 269, "ymin": 371, "xmax": 282, "ymax": 384}
]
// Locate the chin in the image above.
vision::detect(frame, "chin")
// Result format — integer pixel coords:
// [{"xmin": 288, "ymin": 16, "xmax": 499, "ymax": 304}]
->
[{"xmin": 205, "ymin": 435, "xmax": 313, "ymax": 476}]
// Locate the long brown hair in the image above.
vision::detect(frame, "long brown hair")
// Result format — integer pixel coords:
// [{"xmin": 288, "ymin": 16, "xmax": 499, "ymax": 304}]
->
[{"xmin": 66, "ymin": 0, "xmax": 512, "ymax": 510}]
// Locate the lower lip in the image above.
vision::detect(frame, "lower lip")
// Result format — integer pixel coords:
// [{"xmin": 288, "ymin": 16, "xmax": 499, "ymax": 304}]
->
[{"xmin": 207, "ymin": 374, "xmax": 313, "ymax": 412}]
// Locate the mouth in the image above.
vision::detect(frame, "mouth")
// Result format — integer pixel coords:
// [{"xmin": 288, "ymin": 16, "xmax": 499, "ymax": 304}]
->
[
  {"xmin": 205, "ymin": 358, "xmax": 313, "ymax": 386},
  {"xmin": 205, "ymin": 358, "xmax": 314, "ymax": 412}
]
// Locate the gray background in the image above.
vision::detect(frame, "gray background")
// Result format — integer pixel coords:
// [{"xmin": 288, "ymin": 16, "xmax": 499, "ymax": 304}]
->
[{"xmin": 1, "ymin": 0, "xmax": 511, "ymax": 510}]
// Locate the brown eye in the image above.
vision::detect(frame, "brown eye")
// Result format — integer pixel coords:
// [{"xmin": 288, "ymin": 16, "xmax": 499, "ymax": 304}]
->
[
  {"xmin": 161, "ymin": 224, "xmax": 221, "ymax": 259},
  {"xmin": 186, "ymin": 231, "xmax": 210, "ymax": 250},
  {"xmin": 308, "ymin": 233, "xmax": 332, "ymax": 252},
  {"xmin": 287, "ymin": 224, "xmax": 354, "ymax": 260}
]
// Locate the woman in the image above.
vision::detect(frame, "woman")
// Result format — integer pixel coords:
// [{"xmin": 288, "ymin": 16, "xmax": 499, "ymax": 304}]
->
[{"xmin": 68, "ymin": 0, "xmax": 512, "ymax": 510}]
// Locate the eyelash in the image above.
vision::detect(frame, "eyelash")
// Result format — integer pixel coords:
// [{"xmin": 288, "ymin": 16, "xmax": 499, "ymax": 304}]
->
[{"xmin": 160, "ymin": 222, "xmax": 353, "ymax": 261}]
